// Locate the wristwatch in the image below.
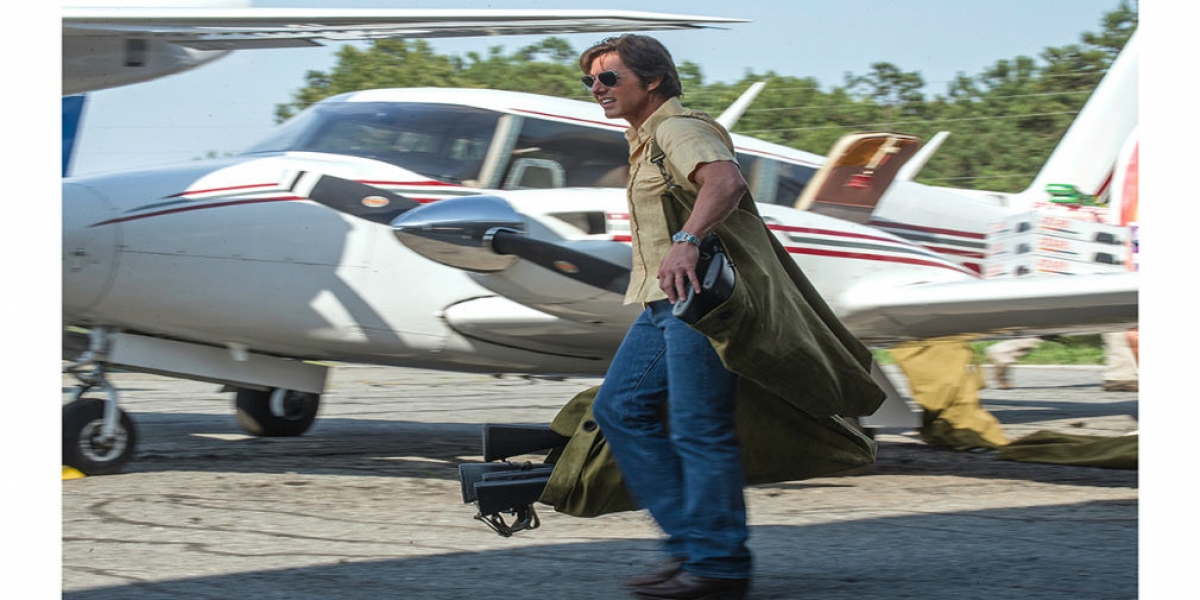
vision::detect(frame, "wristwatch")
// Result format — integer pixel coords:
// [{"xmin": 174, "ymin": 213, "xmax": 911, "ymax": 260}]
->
[{"xmin": 671, "ymin": 231, "xmax": 701, "ymax": 246}]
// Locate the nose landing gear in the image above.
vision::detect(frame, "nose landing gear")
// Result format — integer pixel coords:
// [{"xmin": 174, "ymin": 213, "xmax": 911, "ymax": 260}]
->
[{"xmin": 63, "ymin": 335, "xmax": 138, "ymax": 475}]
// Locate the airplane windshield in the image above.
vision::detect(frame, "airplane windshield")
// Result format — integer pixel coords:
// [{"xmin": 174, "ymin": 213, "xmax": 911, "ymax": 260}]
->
[{"xmin": 243, "ymin": 102, "xmax": 501, "ymax": 184}]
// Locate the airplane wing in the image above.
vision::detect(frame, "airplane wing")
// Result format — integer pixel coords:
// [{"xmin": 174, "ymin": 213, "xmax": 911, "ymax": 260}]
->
[
  {"xmin": 837, "ymin": 272, "xmax": 1138, "ymax": 345},
  {"xmin": 63, "ymin": 6, "xmax": 744, "ymax": 94},
  {"xmin": 62, "ymin": 7, "xmax": 745, "ymax": 50}
]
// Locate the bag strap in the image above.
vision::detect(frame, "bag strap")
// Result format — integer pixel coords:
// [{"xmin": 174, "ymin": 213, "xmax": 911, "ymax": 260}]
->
[
  {"xmin": 649, "ymin": 136, "xmax": 678, "ymax": 190},
  {"xmin": 649, "ymin": 132, "xmax": 692, "ymax": 234},
  {"xmin": 649, "ymin": 113, "xmax": 713, "ymax": 191}
]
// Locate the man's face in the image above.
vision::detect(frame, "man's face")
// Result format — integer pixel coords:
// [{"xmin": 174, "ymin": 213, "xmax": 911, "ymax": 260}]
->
[{"xmin": 586, "ymin": 52, "xmax": 656, "ymax": 127}]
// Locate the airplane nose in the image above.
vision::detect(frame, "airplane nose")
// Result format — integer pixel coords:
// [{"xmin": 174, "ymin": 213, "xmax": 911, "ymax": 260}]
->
[{"xmin": 63, "ymin": 182, "xmax": 120, "ymax": 320}]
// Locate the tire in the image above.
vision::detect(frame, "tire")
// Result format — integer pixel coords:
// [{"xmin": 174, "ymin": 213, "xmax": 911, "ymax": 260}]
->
[
  {"xmin": 234, "ymin": 387, "xmax": 320, "ymax": 437},
  {"xmin": 63, "ymin": 398, "xmax": 138, "ymax": 476}
]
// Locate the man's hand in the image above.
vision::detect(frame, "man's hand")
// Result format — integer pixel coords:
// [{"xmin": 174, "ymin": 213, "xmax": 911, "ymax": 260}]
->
[{"xmin": 658, "ymin": 242, "xmax": 700, "ymax": 303}]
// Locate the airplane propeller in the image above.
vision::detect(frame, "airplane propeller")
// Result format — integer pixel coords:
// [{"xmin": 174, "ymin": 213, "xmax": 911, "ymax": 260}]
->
[
  {"xmin": 305, "ymin": 183, "xmax": 633, "ymax": 294},
  {"xmin": 486, "ymin": 228, "xmax": 630, "ymax": 295},
  {"xmin": 387, "ymin": 195, "xmax": 631, "ymax": 294},
  {"xmin": 291, "ymin": 171, "xmax": 422, "ymax": 225}
]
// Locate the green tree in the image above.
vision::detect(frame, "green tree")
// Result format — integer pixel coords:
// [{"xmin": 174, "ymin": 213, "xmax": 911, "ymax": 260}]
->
[
  {"xmin": 269, "ymin": 2, "xmax": 1137, "ymax": 196},
  {"xmin": 844, "ymin": 62, "xmax": 927, "ymax": 129},
  {"xmin": 276, "ymin": 39, "xmax": 469, "ymax": 121}
]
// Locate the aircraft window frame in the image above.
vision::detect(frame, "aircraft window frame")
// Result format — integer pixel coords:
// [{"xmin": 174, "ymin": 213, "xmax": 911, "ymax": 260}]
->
[
  {"xmin": 476, "ymin": 115, "xmax": 523, "ymax": 189},
  {"xmin": 241, "ymin": 102, "xmax": 502, "ymax": 185}
]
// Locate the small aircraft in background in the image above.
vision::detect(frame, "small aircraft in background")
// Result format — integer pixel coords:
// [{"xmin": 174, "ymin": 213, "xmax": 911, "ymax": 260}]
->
[
  {"xmin": 803, "ymin": 31, "xmax": 1139, "ymax": 276},
  {"xmin": 61, "ymin": 16, "xmax": 1138, "ymax": 476}
]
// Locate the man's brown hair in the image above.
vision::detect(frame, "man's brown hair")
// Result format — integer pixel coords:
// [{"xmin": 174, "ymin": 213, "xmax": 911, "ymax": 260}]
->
[{"xmin": 579, "ymin": 34, "xmax": 683, "ymax": 99}]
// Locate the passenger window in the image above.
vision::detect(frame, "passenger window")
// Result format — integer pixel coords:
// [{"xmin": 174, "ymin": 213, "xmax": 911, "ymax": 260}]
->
[
  {"xmin": 736, "ymin": 152, "xmax": 815, "ymax": 206},
  {"xmin": 504, "ymin": 158, "xmax": 566, "ymax": 189},
  {"xmin": 502, "ymin": 117, "xmax": 629, "ymax": 190}
]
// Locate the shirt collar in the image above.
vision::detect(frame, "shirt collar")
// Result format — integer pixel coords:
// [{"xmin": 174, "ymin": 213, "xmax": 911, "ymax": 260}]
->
[{"xmin": 625, "ymin": 97, "xmax": 686, "ymax": 146}]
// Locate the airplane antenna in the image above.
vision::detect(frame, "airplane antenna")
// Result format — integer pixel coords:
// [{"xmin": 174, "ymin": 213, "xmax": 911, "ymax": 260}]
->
[{"xmin": 716, "ymin": 81, "xmax": 766, "ymax": 130}]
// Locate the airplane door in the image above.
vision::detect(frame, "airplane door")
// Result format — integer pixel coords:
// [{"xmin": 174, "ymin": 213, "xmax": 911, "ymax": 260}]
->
[{"xmin": 795, "ymin": 132, "xmax": 922, "ymax": 224}]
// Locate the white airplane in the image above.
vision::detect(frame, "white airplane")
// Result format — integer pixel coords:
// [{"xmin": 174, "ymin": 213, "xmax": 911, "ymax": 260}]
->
[
  {"xmin": 62, "ymin": 22, "xmax": 1138, "ymax": 476},
  {"xmin": 63, "ymin": 0, "xmax": 744, "ymax": 94},
  {"xmin": 808, "ymin": 30, "xmax": 1140, "ymax": 275}
]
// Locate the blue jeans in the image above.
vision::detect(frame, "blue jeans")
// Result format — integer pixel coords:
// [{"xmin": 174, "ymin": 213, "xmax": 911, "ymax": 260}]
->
[{"xmin": 592, "ymin": 300, "xmax": 750, "ymax": 579}]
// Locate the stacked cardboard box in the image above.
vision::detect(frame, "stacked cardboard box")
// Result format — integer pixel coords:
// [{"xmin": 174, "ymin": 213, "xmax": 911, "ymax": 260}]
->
[{"xmin": 983, "ymin": 210, "xmax": 1131, "ymax": 278}]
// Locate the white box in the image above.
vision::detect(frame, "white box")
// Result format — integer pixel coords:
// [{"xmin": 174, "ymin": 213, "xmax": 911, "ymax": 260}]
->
[
  {"xmin": 1028, "ymin": 212, "xmax": 1129, "ymax": 245},
  {"xmin": 985, "ymin": 234, "xmax": 1129, "ymax": 266},
  {"xmin": 988, "ymin": 210, "xmax": 1129, "ymax": 246},
  {"xmin": 983, "ymin": 255, "xmax": 1129, "ymax": 278}
]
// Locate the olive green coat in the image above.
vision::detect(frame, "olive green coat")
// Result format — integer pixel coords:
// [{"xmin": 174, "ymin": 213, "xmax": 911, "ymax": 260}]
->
[{"xmin": 538, "ymin": 123, "xmax": 887, "ymax": 517}]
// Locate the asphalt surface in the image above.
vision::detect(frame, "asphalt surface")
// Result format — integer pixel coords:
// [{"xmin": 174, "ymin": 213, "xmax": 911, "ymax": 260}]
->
[{"xmin": 62, "ymin": 364, "xmax": 1139, "ymax": 600}]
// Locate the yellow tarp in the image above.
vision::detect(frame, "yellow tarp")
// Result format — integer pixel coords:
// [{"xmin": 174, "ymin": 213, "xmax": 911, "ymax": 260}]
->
[{"xmin": 890, "ymin": 336, "xmax": 1009, "ymax": 450}]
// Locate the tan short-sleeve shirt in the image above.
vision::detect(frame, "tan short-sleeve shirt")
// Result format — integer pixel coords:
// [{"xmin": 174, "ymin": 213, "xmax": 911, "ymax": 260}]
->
[{"xmin": 623, "ymin": 98, "xmax": 738, "ymax": 304}]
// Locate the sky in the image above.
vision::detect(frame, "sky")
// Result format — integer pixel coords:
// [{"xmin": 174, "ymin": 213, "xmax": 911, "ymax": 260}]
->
[{"xmin": 67, "ymin": 0, "xmax": 1135, "ymax": 176}]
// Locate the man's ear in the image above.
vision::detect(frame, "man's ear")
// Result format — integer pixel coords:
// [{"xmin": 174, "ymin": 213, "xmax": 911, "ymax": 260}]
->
[{"xmin": 647, "ymin": 75, "xmax": 663, "ymax": 93}]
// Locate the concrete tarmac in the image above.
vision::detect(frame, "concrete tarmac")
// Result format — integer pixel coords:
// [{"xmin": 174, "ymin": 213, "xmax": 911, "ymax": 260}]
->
[{"xmin": 62, "ymin": 364, "xmax": 1138, "ymax": 600}]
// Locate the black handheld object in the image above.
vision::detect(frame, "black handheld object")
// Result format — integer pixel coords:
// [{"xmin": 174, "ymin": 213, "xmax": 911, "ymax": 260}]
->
[{"xmin": 672, "ymin": 234, "xmax": 735, "ymax": 324}]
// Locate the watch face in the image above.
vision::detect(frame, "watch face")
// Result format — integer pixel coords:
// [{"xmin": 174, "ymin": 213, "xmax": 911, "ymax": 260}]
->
[{"xmin": 673, "ymin": 232, "xmax": 698, "ymax": 245}]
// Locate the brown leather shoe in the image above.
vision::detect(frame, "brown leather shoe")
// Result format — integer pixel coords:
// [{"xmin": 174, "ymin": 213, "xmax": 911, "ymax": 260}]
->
[
  {"xmin": 631, "ymin": 570, "xmax": 749, "ymax": 600},
  {"xmin": 623, "ymin": 558, "xmax": 686, "ymax": 588}
]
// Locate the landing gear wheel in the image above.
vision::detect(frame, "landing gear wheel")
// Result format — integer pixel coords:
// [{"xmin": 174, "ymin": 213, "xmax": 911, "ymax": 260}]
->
[
  {"xmin": 63, "ymin": 398, "xmax": 138, "ymax": 476},
  {"xmin": 234, "ymin": 388, "xmax": 320, "ymax": 437}
]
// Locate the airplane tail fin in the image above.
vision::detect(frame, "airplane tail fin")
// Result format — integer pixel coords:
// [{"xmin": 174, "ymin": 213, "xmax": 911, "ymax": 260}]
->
[
  {"xmin": 1017, "ymin": 30, "xmax": 1139, "ymax": 208},
  {"xmin": 716, "ymin": 81, "xmax": 766, "ymax": 130},
  {"xmin": 793, "ymin": 132, "xmax": 924, "ymax": 224},
  {"xmin": 63, "ymin": 94, "xmax": 87, "ymax": 177}
]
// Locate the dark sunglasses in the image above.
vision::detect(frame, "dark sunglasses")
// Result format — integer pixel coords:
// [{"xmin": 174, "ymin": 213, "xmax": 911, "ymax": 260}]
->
[{"xmin": 580, "ymin": 70, "xmax": 626, "ymax": 90}]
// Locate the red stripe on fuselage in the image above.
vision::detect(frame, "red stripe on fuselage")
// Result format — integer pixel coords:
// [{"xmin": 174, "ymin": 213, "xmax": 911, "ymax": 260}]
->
[
  {"xmin": 166, "ymin": 182, "xmax": 280, "ymax": 198},
  {"xmin": 770, "ymin": 223, "xmax": 909, "ymax": 245},
  {"xmin": 786, "ymin": 245, "xmax": 977, "ymax": 274},
  {"xmin": 90, "ymin": 196, "xmax": 303, "ymax": 227},
  {"xmin": 866, "ymin": 219, "xmax": 987, "ymax": 240},
  {"xmin": 767, "ymin": 224, "xmax": 976, "ymax": 275}
]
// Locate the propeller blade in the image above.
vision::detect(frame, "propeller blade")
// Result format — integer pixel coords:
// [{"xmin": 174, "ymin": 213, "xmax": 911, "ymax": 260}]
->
[
  {"xmin": 488, "ymin": 229, "xmax": 630, "ymax": 295},
  {"xmin": 290, "ymin": 171, "xmax": 421, "ymax": 224}
]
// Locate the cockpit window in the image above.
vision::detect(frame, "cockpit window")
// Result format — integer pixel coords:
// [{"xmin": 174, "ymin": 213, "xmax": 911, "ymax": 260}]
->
[{"xmin": 242, "ymin": 102, "xmax": 501, "ymax": 184}]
